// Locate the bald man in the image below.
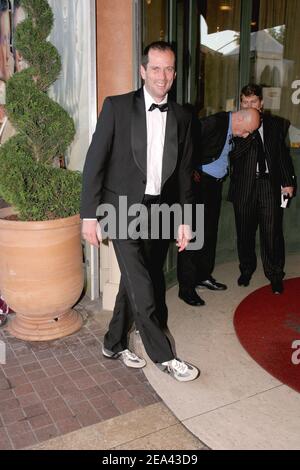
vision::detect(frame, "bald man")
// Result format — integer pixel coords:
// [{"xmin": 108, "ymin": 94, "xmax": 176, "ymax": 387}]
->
[
  {"xmin": 178, "ymin": 108, "xmax": 260, "ymax": 306},
  {"xmin": 229, "ymin": 84, "xmax": 296, "ymax": 294}
]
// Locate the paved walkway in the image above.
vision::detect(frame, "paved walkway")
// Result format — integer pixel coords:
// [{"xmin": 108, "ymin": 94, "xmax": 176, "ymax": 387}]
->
[
  {"xmin": 137, "ymin": 255, "xmax": 300, "ymax": 450},
  {"xmin": 1, "ymin": 255, "xmax": 300, "ymax": 450},
  {"xmin": 0, "ymin": 299, "xmax": 163, "ymax": 450}
]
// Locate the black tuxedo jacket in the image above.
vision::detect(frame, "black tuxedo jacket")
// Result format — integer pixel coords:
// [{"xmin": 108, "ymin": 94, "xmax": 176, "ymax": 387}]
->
[
  {"xmin": 228, "ymin": 114, "xmax": 296, "ymax": 207},
  {"xmin": 193, "ymin": 112, "xmax": 229, "ymax": 167},
  {"xmin": 80, "ymin": 88, "xmax": 194, "ymax": 220}
]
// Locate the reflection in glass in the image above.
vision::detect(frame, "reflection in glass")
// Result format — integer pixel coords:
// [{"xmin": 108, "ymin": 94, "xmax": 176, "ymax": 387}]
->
[
  {"xmin": 0, "ymin": 0, "xmax": 26, "ymax": 103},
  {"xmin": 251, "ymin": 0, "xmax": 300, "ymax": 148},
  {"xmin": 142, "ymin": 0, "xmax": 168, "ymax": 51},
  {"xmin": 198, "ymin": 0, "xmax": 241, "ymax": 117}
]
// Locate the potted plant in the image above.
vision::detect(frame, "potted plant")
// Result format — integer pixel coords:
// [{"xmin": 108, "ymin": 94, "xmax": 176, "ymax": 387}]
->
[{"xmin": 0, "ymin": 0, "xmax": 83, "ymax": 340}]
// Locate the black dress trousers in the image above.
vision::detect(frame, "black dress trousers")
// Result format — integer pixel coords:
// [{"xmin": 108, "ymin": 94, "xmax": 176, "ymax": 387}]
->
[
  {"xmin": 177, "ymin": 173, "xmax": 223, "ymax": 288},
  {"xmin": 104, "ymin": 201, "xmax": 173, "ymax": 364}
]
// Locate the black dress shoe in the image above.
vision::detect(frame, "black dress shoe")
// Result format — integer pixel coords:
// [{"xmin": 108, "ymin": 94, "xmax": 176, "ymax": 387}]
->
[
  {"xmin": 197, "ymin": 277, "xmax": 227, "ymax": 291},
  {"xmin": 271, "ymin": 280, "xmax": 283, "ymax": 294},
  {"xmin": 178, "ymin": 288, "xmax": 205, "ymax": 306},
  {"xmin": 237, "ymin": 274, "xmax": 251, "ymax": 286}
]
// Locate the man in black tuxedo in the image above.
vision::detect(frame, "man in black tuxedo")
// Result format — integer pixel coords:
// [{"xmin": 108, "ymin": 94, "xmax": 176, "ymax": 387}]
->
[
  {"xmin": 177, "ymin": 108, "xmax": 260, "ymax": 306},
  {"xmin": 228, "ymin": 84, "xmax": 296, "ymax": 294},
  {"xmin": 80, "ymin": 42, "xmax": 199, "ymax": 382}
]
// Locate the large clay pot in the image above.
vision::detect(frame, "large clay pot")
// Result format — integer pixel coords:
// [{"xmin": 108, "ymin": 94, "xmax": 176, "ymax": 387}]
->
[{"xmin": 0, "ymin": 214, "xmax": 83, "ymax": 341}]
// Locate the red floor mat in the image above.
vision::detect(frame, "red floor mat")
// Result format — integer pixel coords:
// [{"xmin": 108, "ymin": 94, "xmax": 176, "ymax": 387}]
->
[{"xmin": 234, "ymin": 277, "xmax": 300, "ymax": 393}]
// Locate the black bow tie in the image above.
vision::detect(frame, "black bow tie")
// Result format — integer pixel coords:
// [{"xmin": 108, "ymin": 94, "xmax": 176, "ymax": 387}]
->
[{"xmin": 148, "ymin": 103, "xmax": 169, "ymax": 112}]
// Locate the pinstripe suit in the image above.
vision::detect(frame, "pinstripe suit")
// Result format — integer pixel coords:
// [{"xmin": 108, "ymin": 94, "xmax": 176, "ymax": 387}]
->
[{"xmin": 228, "ymin": 114, "xmax": 296, "ymax": 282}]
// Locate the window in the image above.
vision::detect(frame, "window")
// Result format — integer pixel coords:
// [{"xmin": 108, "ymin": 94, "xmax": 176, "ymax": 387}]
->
[
  {"xmin": 142, "ymin": 0, "xmax": 169, "ymax": 49},
  {"xmin": 250, "ymin": 0, "xmax": 300, "ymax": 148},
  {"xmin": 198, "ymin": 0, "xmax": 241, "ymax": 116}
]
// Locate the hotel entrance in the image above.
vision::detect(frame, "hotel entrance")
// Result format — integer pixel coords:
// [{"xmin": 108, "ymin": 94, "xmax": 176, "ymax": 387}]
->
[{"xmin": 141, "ymin": 0, "xmax": 300, "ymax": 286}]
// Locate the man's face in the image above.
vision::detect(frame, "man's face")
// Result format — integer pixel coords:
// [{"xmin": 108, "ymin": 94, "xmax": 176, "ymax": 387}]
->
[
  {"xmin": 241, "ymin": 94, "xmax": 263, "ymax": 112},
  {"xmin": 233, "ymin": 110, "xmax": 261, "ymax": 138},
  {"xmin": 140, "ymin": 48, "xmax": 176, "ymax": 102}
]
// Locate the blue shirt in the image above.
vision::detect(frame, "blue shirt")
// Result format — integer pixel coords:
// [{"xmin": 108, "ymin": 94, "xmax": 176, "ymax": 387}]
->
[{"xmin": 200, "ymin": 113, "xmax": 233, "ymax": 179}]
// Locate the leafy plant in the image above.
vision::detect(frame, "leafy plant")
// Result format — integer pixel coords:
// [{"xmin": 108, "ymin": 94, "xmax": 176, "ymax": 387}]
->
[{"xmin": 0, "ymin": 0, "xmax": 81, "ymax": 221}]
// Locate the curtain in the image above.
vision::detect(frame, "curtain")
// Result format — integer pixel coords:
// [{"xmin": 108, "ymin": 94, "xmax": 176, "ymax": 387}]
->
[
  {"xmin": 281, "ymin": 0, "xmax": 300, "ymax": 128},
  {"xmin": 206, "ymin": 0, "xmax": 241, "ymax": 34},
  {"xmin": 256, "ymin": 0, "xmax": 300, "ymax": 129},
  {"xmin": 203, "ymin": 52, "xmax": 238, "ymax": 114},
  {"xmin": 201, "ymin": 0, "xmax": 241, "ymax": 115},
  {"xmin": 258, "ymin": 0, "xmax": 286, "ymax": 30},
  {"xmin": 0, "ymin": 1, "xmax": 26, "ymax": 87}
]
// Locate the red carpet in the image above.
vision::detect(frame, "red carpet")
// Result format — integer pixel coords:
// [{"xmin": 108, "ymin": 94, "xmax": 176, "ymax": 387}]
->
[{"xmin": 234, "ymin": 277, "xmax": 300, "ymax": 393}]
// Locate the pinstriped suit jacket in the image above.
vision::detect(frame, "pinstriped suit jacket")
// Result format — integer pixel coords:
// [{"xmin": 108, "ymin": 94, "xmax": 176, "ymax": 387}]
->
[{"xmin": 228, "ymin": 114, "xmax": 296, "ymax": 207}]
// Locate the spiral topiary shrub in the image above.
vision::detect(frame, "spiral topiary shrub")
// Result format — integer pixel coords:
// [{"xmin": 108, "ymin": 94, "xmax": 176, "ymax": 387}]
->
[{"xmin": 0, "ymin": 0, "xmax": 81, "ymax": 221}]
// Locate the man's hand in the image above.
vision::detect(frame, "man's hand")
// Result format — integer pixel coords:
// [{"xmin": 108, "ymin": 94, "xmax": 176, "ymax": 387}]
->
[
  {"xmin": 176, "ymin": 224, "xmax": 192, "ymax": 252},
  {"xmin": 281, "ymin": 186, "xmax": 294, "ymax": 198},
  {"xmin": 81, "ymin": 219, "xmax": 102, "ymax": 247}
]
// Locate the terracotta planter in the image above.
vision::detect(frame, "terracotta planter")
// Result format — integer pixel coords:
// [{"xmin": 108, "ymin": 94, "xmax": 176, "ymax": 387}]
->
[{"xmin": 0, "ymin": 214, "xmax": 84, "ymax": 341}]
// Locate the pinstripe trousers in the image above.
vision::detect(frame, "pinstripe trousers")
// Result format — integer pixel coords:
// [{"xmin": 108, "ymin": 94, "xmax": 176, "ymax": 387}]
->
[{"xmin": 233, "ymin": 176, "xmax": 285, "ymax": 282}]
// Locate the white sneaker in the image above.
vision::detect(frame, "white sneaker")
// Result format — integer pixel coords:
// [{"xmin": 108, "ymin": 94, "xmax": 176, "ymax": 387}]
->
[
  {"xmin": 102, "ymin": 346, "xmax": 146, "ymax": 369},
  {"xmin": 158, "ymin": 358, "xmax": 199, "ymax": 382}
]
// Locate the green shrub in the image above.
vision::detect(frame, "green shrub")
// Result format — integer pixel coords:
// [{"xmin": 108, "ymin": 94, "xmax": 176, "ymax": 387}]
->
[
  {"xmin": 0, "ymin": 137, "xmax": 81, "ymax": 221},
  {"xmin": 0, "ymin": 0, "xmax": 81, "ymax": 220}
]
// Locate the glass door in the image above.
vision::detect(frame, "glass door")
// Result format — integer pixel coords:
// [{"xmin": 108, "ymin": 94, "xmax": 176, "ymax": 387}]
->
[
  {"xmin": 197, "ymin": 0, "xmax": 242, "ymax": 116},
  {"xmin": 248, "ymin": 0, "xmax": 300, "ymax": 252},
  {"xmin": 248, "ymin": 0, "xmax": 300, "ymax": 147}
]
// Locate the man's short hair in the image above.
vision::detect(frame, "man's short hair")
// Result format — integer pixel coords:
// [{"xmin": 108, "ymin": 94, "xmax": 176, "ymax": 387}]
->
[
  {"xmin": 240, "ymin": 83, "xmax": 263, "ymax": 101},
  {"xmin": 141, "ymin": 41, "xmax": 176, "ymax": 69}
]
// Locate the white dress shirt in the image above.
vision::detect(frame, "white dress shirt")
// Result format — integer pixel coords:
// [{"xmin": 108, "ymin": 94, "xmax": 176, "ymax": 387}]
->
[{"xmin": 143, "ymin": 86, "xmax": 168, "ymax": 195}]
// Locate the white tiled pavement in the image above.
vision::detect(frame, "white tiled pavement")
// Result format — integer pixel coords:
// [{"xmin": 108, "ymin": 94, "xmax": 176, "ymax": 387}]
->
[{"xmin": 135, "ymin": 255, "xmax": 300, "ymax": 450}]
